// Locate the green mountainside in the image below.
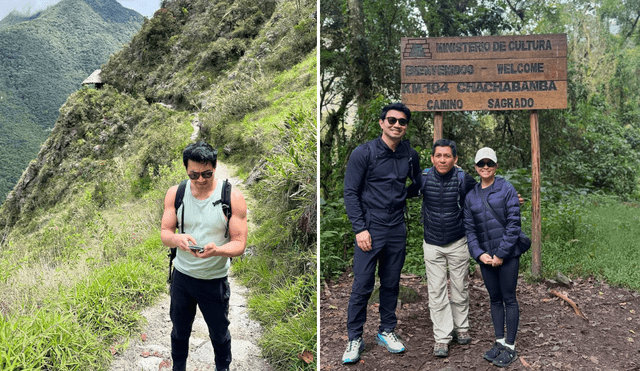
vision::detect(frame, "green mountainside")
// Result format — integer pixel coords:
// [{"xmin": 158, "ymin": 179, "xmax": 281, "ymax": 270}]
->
[
  {"xmin": 0, "ymin": 0, "xmax": 143, "ymax": 199},
  {"xmin": 0, "ymin": 0, "xmax": 316, "ymax": 369}
]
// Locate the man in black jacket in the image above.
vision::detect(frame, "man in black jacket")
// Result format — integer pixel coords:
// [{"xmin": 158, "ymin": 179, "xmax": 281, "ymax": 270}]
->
[
  {"xmin": 341, "ymin": 103, "xmax": 421, "ymax": 363},
  {"xmin": 421, "ymin": 139, "xmax": 476, "ymax": 358}
]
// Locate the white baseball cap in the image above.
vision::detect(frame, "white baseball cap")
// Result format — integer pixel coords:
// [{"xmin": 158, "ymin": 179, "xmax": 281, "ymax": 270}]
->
[{"xmin": 474, "ymin": 147, "xmax": 497, "ymax": 163}]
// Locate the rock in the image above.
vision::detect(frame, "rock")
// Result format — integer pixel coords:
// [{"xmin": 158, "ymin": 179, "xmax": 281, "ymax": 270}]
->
[{"xmin": 556, "ymin": 270, "xmax": 573, "ymax": 287}]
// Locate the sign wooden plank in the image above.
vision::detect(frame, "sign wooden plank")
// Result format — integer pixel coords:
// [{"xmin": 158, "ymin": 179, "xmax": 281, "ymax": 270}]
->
[
  {"xmin": 401, "ymin": 34, "xmax": 567, "ymax": 111},
  {"xmin": 402, "ymin": 58, "xmax": 567, "ymax": 83}
]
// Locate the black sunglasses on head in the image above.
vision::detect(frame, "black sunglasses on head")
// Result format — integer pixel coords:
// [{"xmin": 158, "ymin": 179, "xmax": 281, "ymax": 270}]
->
[
  {"xmin": 188, "ymin": 170, "xmax": 214, "ymax": 180},
  {"xmin": 386, "ymin": 117, "xmax": 408, "ymax": 126},
  {"xmin": 476, "ymin": 160, "xmax": 497, "ymax": 168}
]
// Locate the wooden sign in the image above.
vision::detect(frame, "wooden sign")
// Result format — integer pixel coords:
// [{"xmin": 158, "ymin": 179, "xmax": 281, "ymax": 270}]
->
[{"xmin": 401, "ymin": 34, "xmax": 567, "ymax": 111}]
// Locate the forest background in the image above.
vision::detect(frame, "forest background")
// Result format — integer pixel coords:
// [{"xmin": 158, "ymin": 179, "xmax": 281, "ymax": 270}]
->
[{"xmin": 320, "ymin": 0, "xmax": 640, "ymax": 290}]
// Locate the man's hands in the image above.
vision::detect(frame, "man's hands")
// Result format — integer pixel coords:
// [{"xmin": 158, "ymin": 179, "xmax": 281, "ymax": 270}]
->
[
  {"xmin": 174, "ymin": 234, "xmax": 218, "ymax": 258},
  {"xmin": 174, "ymin": 234, "xmax": 197, "ymax": 252},
  {"xmin": 355, "ymin": 230, "xmax": 372, "ymax": 252}
]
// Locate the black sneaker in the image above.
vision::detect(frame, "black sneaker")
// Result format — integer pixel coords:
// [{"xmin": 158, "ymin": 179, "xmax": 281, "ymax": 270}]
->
[
  {"xmin": 492, "ymin": 346, "xmax": 518, "ymax": 368},
  {"xmin": 483, "ymin": 342, "xmax": 505, "ymax": 362}
]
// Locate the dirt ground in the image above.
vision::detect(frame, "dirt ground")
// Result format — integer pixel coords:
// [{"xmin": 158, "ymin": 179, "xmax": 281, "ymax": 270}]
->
[{"xmin": 320, "ymin": 269, "xmax": 640, "ymax": 370}]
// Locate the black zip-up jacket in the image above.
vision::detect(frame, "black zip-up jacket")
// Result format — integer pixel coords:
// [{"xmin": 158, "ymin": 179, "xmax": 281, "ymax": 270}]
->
[
  {"xmin": 344, "ymin": 136, "xmax": 421, "ymax": 233},
  {"xmin": 421, "ymin": 166, "xmax": 476, "ymax": 246}
]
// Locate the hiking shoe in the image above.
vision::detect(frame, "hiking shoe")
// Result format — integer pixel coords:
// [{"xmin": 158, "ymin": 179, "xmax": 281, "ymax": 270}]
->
[
  {"xmin": 342, "ymin": 337, "xmax": 365, "ymax": 364},
  {"xmin": 376, "ymin": 330, "xmax": 405, "ymax": 353},
  {"xmin": 492, "ymin": 346, "xmax": 518, "ymax": 368},
  {"xmin": 452, "ymin": 330, "xmax": 472, "ymax": 345},
  {"xmin": 483, "ymin": 342, "xmax": 506, "ymax": 362},
  {"xmin": 433, "ymin": 342, "xmax": 448, "ymax": 357}
]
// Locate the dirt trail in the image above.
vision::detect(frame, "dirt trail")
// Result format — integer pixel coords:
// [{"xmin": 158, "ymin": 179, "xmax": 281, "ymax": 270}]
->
[
  {"xmin": 321, "ymin": 270, "xmax": 640, "ymax": 370},
  {"xmin": 109, "ymin": 160, "xmax": 272, "ymax": 371}
]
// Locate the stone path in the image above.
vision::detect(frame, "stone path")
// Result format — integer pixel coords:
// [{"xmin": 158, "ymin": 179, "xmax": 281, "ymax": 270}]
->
[{"xmin": 109, "ymin": 276, "xmax": 271, "ymax": 371}]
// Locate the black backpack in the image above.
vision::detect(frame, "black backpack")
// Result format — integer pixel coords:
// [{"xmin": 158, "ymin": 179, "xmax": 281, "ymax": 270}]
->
[{"xmin": 167, "ymin": 179, "xmax": 232, "ymax": 284}]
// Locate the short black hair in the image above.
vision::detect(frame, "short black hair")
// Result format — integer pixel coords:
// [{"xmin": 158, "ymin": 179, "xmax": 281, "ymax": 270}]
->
[
  {"xmin": 432, "ymin": 138, "xmax": 458, "ymax": 158},
  {"xmin": 380, "ymin": 102, "xmax": 411, "ymax": 123},
  {"xmin": 183, "ymin": 141, "xmax": 217, "ymax": 168}
]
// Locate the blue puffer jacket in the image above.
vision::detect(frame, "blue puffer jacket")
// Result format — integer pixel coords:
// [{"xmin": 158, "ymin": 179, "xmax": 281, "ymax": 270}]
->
[{"xmin": 463, "ymin": 177, "xmax": 522, "ymax": 261}]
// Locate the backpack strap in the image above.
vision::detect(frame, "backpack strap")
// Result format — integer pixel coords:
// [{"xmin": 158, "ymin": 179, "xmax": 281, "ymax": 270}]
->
[
  {"xmin": 168, "ymin": 179, "xmax": 189, "ymax": 284},
  {"xmin": 212, "ymin": 179, "xmax": 232, "ymax": 238}
]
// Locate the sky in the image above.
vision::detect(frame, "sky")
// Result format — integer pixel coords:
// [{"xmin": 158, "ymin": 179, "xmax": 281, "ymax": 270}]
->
[{"xmin": 0, "ymin": 0, "xmax": 160, "ymax": 21}]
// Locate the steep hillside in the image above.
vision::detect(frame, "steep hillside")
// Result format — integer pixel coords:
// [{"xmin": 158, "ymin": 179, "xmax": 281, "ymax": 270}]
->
[
  {"xmin": 0, "ymin": 0, "xmax": 316, "ymax": 369},
  {"xmin": 0, "ymin": 0, "xmax": 143, "ymax": 200}
]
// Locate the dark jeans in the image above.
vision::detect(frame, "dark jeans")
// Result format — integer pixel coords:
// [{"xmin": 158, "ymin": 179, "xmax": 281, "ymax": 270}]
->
[
  {"xmin": 480, "ymin": 257, "xmax": 520, "ymax": 345},
  {"xmin": 170, "ymin": 269, "xmax": 231, "ymax": 371},
  {"xmin": 347, "ymin": 223, "xmax": 406, "ymax": 340}
]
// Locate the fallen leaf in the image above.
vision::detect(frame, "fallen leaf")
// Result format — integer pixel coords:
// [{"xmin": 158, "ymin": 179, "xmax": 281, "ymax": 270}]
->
[
  {"xmin": 141, "ymin": 351, "xmax": 150, "ymax": 358},
  {"xmin": 631, "ymin": 309, "xmax": 636, "ymax": 314},
  {"xmin": 599, "ymin": 292, "xmax": 604, "ymax": 295},
  {"xmin": 329, "ymin": 305, "xmax": 338, "ymax": 309},
  {"xmin": 141, "ymin": 333, "xmax": 148, "ymax": 342},
  {"xmin": 297, "ymin": 350, "xmax": 314, "ymax": 364},
  {"xmin": 629, "ymin": 337, "xmax": 635, "ymax": 343},
  {"xmin": 110, "ymin": 346, "xmax": 117, "ymax": 355},
  {"xmin": 631, "ymin": 330, "xmax": 636, "ymax": 334}
]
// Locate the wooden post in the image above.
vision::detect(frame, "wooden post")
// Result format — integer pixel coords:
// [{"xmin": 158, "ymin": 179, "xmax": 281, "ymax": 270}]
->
[
  {"xmin": 530, "ymin": 110, "xmax": 542, "ymax": 277},
  {"xmin": 434, "ymin": 112, "xmax": 443, "ymax": 142}
]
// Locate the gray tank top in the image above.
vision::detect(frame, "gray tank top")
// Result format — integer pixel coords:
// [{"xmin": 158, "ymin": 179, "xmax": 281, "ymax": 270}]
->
[{"xmin": 174, "ymin": 180, "xmax": 231, "ymax": 279}]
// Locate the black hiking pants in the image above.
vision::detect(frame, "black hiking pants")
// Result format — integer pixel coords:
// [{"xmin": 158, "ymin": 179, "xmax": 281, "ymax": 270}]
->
[
  {"xmin": 170, "ymin": 269, "xmax": 231, "ymax": 371},
  {"xmin": 347, "ymin": 222, "xmax": 406, "ymax": 340}
]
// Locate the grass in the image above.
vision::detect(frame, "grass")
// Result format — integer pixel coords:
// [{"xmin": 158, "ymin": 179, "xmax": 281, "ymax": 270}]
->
[
  {"xmin": 0, "ymin": 233, "xmax": 167, "ymax": 370},
  {"xmin": 234, "ymin": 249, "xmax": 317, "ymax": 370},
  {"xmin": 519, "ymin": 195, "xmax": 640, "ymax": 290}
]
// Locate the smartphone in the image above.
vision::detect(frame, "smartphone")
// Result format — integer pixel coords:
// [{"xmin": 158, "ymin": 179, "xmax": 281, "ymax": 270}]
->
[{"xmin": 189, "ymin": 245, "xmax": 204, "ymax": 253}]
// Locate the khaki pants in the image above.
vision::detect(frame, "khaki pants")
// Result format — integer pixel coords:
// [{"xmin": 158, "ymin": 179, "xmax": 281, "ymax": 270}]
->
[{"xmin": 423, "ymin": 237, "xmax": 470, "ymax": 343}]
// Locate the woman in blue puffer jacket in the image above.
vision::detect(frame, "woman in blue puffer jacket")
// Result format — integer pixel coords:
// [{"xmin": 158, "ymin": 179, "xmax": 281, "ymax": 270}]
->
[{"xmin": 463, "ymin": 147, "xmax": 523, "ymax": 368}]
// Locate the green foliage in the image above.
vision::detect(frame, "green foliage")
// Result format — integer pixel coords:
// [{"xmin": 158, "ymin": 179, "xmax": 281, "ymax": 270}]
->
[
  {"xmin": 519, "ymin": 195, "xmax": 640, "ymax": 291},
  {"xmin": 234, "ymin": 250, "xmax": 316, "ymax": 370},
  {"xmin": 57, "ymin": 256, "xmax": 165, "ymax": 344},
  {"xmin": 250, "ymin": 110, "xmax": 317, "ymax": 249},
  {"xmin": 0, "ymin": 310, "xmax": 110, "ymax": 370}
]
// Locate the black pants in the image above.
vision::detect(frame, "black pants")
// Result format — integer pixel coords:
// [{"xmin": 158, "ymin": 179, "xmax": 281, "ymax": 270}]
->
[
  {"xmin": 347, "ymin": 223, "xmax": 406, "ymax": 340},
  {"xmin": 170, "ymin": 269, "xmax": 231, "ymax": 371},
  {"xmin": 480, "ymin": 257, "xmax": 520, "ymax": 345}
]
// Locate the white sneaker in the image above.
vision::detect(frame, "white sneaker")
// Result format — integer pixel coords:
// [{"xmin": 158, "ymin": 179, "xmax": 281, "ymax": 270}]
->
[
  {"xmin": 342, "ymin": 337, "xmax": 365, "ymax": 364},
  {"xmin": 376, "ymin": 330, "xmax": 405, "ymax": 353}
]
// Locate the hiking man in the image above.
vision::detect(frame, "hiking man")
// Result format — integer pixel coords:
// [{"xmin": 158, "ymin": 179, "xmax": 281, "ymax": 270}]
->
[
  {"xmin": 160, "ymin": 141, "xmax": 248, "ymax": 371},
  {"xmin": 420, "ymin": 139, "xmax": 476, "ymax": 358},
  {"xmin": 341, "ymin": 102, "xmax": 421, "ymax": 363}
]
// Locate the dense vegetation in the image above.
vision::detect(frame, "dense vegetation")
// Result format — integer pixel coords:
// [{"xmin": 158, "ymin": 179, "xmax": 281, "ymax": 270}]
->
[
  {"xmin": 0, "ymin": 0, "xmax": 143, "ymax": 200},
  {"xmin": 0, "ymin": 0, "xmax": 317, "ymax": 369},
  {"xmin": 320, "ymin": 0, "xmax": 640, "ymax": 290}
]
